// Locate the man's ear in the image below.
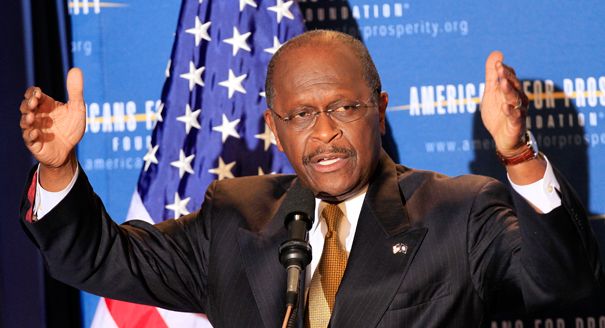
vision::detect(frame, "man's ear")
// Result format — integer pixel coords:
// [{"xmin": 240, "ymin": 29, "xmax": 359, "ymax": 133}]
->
[
  {"xmin": 378, "ymin": 91, "xmax": 389, "ymax": 135},
  {"xmin": 264, "ymin": 109, "xmax": 284, "ymax": 152}
]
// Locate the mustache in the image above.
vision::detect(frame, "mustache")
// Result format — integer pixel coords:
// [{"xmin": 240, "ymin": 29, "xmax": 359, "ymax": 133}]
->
[{"xmin": 302, "ymin": 146, "xmax": 357, "ymax": 165}]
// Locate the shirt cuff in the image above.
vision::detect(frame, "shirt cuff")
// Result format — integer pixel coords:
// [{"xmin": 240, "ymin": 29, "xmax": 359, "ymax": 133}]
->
[
  {"xmin": 33, "ymin": 163, "xmax": 79, "ymax": 220},
  {"xmin": 508, "ymin": 155, "xmax": 562, "ymax": 214}
]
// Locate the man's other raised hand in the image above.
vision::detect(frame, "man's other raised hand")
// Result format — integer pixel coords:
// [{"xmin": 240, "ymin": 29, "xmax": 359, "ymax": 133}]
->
[{"xmin": 20, "ymin": 68, "xmax": 86, "ymax": 191}]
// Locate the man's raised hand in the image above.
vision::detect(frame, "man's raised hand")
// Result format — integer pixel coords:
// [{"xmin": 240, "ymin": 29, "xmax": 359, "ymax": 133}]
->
[
  {"xmin": 481, "ymin": 51, "xmax": 529, "ymax": 155},
  {"xmin": 20, "ymin": 68, "xmax": 86, "ymax": 190},
  {"xmin": 481, "ymin": 51, "xmax": 546, "ymax": 185}
]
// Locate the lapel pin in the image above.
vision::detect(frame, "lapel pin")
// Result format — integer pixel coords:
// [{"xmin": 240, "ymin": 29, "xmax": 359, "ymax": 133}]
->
[{"xmin": 392, "ymin": 243, "xmax": 408, "ymax": 255}]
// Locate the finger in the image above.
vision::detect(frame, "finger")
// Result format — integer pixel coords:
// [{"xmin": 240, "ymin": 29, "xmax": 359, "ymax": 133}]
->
[
  {"xmin": 499, "ymin": 77, "xmax": 521, "ymax": 107},
  {"xmin": 497, "ymin": 62, "xmax": 531, "ymax": 111},
  {"xmin": 485, "ymin": 50, "xmax": 504, "ymax": 88},
  {"xmin": 24, "ymin": 129, "xmax": 43, "ymax": 154},
  {"xmin": 498, "ymin": 63, "xmax": 522, "ymax": 91},
  {"xmin": 502, "ymin": 97, "xmax": 527, "ymax": 123},
  {"xmin": 20, "ymin": 112, "xmax": 35, "ymax": 129},
  {"xmin": 36, "ymin": 91, "xmax": 57, "ymax": 110},
  {"xmin": 502, "ymin": 63, "xmax": 516, "ymax": 76},
  {"xmin": 501, "ymin": 100, "xmax": 524, "ymax": 118},
  {"xmin": 22, "ymin": 128, "xmax": 40, "ymax": 146},
  {"xmin": 21, "ymin": 91, "xmax": 41, "ymax": 112},
  {"xmin": 24, "ymin": 86, "xmax": 40, "ymax": 99},
  {"xmin": 24, "ymin": 86, "xmax": 57, "ymax": 113},
  {"xmin": 66, "ymin": 68, "xmax": 84, "ymax": 104},
  {"xmin": 20, "ymin": 115, "xmax": 28, "ymax": 130},
  {"xmin": 27, "ymin": 95, "xmax": 39, "ymax": 110},
  {"xmin": 19, "ymin": 98, "xmax": 31, "ymax": 114}
]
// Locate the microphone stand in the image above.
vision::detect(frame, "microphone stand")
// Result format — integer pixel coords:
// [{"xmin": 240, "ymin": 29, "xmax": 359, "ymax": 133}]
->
[{"xmin": 279, "ymin": 212, "xmax": 313, "ymax": 328}]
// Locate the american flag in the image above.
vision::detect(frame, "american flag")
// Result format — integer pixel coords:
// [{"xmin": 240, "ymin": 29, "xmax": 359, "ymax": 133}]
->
[{"xmin": 91, "ymin": 0, "xmax": 305, "ymax": 327}]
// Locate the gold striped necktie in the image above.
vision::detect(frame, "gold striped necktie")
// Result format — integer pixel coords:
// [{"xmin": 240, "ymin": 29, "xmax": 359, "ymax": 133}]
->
[{"xmin": 306, "ymin": 203, "xmax": 348, "ymax": 328}]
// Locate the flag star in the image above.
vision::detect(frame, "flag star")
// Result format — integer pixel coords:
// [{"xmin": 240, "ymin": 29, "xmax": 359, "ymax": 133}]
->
[
  {"xmin": 264, "ymin": 36, "xmax": 282, "ymax": 55},
  {"xmin": 212, "ymin": 114, "xmax": 241, "ymax": 143},
  {"xmin": 185, "ymin": 16, "xmax": 211, "ymax": 46},
  {"xmin": 165, "ymin": 59, "xmax": 171, "ymax": 78},
  {"xmin": 223, "ymin": 27, "xmax": 251, "ymax": 56},
  {"xmin": 165, "ymin": 192, "xmax": 191, "ymax": 218},
  {"xmin": 268, "ymin": 0, "xmax": 294, "ymax": 23},
  {"xmin": 176, "ymin": 104, "xmax": 201, "ymax": 134},
  {"xmin": 208, "ymin": 157, "xmax": 236, "ymax": 180},
  {"xmin": 239, "ymin": 0, "xmax": 257, "ymax": 11},
  {"xmin": 259, "ymin": 91, "xmax": 266, "ymax": 98},
  {"xmin": 155, "ymin": 102, "xmax": 164, "ymax": 123},
  {"xmin": 218, "ymin": 69, "xmax": 247, "ymax": 99},
  {"xmin": 143, "ymin": 144, "xmax": 159, "ymax": 171},
  {"xmin": 255, "ymin": 124, "xmax": 276, "ymax": 151},
  {"xmin": 179, "ymin": 61, "xmax": 205, "ymax": 91},
  {"xmin": 170, "ymin": 149, "xmax": 195, "ymax": 178},
  {"xmin": 257, "ymin": 167, "xmax": 276, "ymax": 175}
]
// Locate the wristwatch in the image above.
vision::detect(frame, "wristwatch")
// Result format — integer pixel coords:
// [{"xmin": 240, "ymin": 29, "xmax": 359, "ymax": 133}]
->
[{"xmin": 496, "ymin": 130, "xmax": 539, "ymax": 166}]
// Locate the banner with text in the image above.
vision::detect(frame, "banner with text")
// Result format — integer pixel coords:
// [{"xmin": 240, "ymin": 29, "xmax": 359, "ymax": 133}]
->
[{"xmin": 70, "ymin": 0, "xmax": 605, "ymax": 327}]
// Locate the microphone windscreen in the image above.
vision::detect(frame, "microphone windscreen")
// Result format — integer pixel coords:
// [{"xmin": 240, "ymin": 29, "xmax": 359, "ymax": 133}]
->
[{"xmin": 285, "ymin": 183, "xmax": 316, "ymax": 222}]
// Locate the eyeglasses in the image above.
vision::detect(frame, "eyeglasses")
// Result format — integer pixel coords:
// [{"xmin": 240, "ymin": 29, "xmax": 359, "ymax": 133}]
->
[{"xmin": 271, "ymin": 101, "xmax": 377, "ymax": 131}]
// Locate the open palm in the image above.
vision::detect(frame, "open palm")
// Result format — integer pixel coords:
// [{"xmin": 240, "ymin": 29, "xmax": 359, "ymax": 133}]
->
[
  {"xmin": 20, "ymin": 68, "xmax": 86, "ymax": 168},
  {"xmin": 481, "ymin": 51, "xmax": 528, "ymax": 153}
]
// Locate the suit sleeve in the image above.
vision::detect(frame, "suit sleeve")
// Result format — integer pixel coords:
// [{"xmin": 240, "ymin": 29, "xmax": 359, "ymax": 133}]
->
[
  {"xmin": 20, "ymin": 165, "xmax": 216, "ymax": 313},
  {"xmin": 466, "ymin": 172, "xmax": 602, "ymax": 312}
]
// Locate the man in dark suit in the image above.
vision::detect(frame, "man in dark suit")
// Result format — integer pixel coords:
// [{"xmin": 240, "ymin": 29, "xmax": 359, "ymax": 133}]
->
[{"xmin": 19, "ymin": 30, "xmax": 602, "ymax": 327}]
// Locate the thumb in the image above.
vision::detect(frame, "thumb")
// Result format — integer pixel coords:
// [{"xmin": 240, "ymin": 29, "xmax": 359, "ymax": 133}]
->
[
  {"xmin": 485, "ymin": 50, "xmax": 504, "ymax": 87},
  {"xmin": 66, "ymin": 67, "xmax": 84, "ymax": 104}
]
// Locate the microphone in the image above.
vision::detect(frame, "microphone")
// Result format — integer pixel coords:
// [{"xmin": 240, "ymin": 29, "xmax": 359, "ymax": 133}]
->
[{"xmin": 278, "ymin": 186, "xmax": 315, "ymax": 308}]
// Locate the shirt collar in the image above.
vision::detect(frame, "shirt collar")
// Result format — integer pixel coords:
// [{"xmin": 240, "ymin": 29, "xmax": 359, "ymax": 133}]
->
[{"xmin": 311, "ymin": 185, "xmax": 368, "ymax": 235}]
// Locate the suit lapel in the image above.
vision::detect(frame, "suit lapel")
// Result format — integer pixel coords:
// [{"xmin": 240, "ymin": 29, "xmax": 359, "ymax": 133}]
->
[
  {"xmin": 331, "ymin": 153, "xmax": 428, "ymax": 327},
  {"xmin": 236, "ymin": 153, "xmax": 426, "ymax": 327},
  {"xmin": 237, "ymin": 179, "xmax": 311, "ymax": 328}
]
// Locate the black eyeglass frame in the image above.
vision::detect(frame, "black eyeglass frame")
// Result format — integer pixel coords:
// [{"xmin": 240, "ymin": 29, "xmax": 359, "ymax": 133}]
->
[{"xmin": 270, "ymin": 99, "xmax": 379, "ymax": 131}]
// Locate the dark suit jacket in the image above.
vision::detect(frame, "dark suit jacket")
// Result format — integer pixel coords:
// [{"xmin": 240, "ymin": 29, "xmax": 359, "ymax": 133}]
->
[{"xmin": 21, "ymin": 152, "xmax": 602, "ymax": 327}]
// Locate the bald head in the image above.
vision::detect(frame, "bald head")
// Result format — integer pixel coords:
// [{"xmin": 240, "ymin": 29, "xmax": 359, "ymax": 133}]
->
[{"xmin": 265, "ymin": 30, "xmax": 382, "ymax": 108}]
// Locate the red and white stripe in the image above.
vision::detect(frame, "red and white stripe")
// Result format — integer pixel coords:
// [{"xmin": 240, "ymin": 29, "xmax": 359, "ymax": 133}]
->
[
  {"xmin": 91, "ymin": 298, "xmax": 211, "ymax": 328},
  {"xmin": 90, "ymin": 191, "xmax": 212, "ymax": 328}
]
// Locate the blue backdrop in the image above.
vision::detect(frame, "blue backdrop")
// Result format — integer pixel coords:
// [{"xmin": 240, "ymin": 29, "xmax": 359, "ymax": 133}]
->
[{"xmin": 67, "ymin": 0, "xmax": 605, "ymax": 326}]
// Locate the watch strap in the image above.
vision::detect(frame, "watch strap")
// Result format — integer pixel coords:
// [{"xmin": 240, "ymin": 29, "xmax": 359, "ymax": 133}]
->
[{"xmin": 496, "ymin": 131, "xmax": 539, "ymax": 166}]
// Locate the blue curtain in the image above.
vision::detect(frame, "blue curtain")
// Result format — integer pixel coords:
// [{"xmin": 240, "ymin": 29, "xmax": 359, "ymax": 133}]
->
[{"xmin": 0, "ymin": 1, "xmax": 79, "ymax": 327}]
